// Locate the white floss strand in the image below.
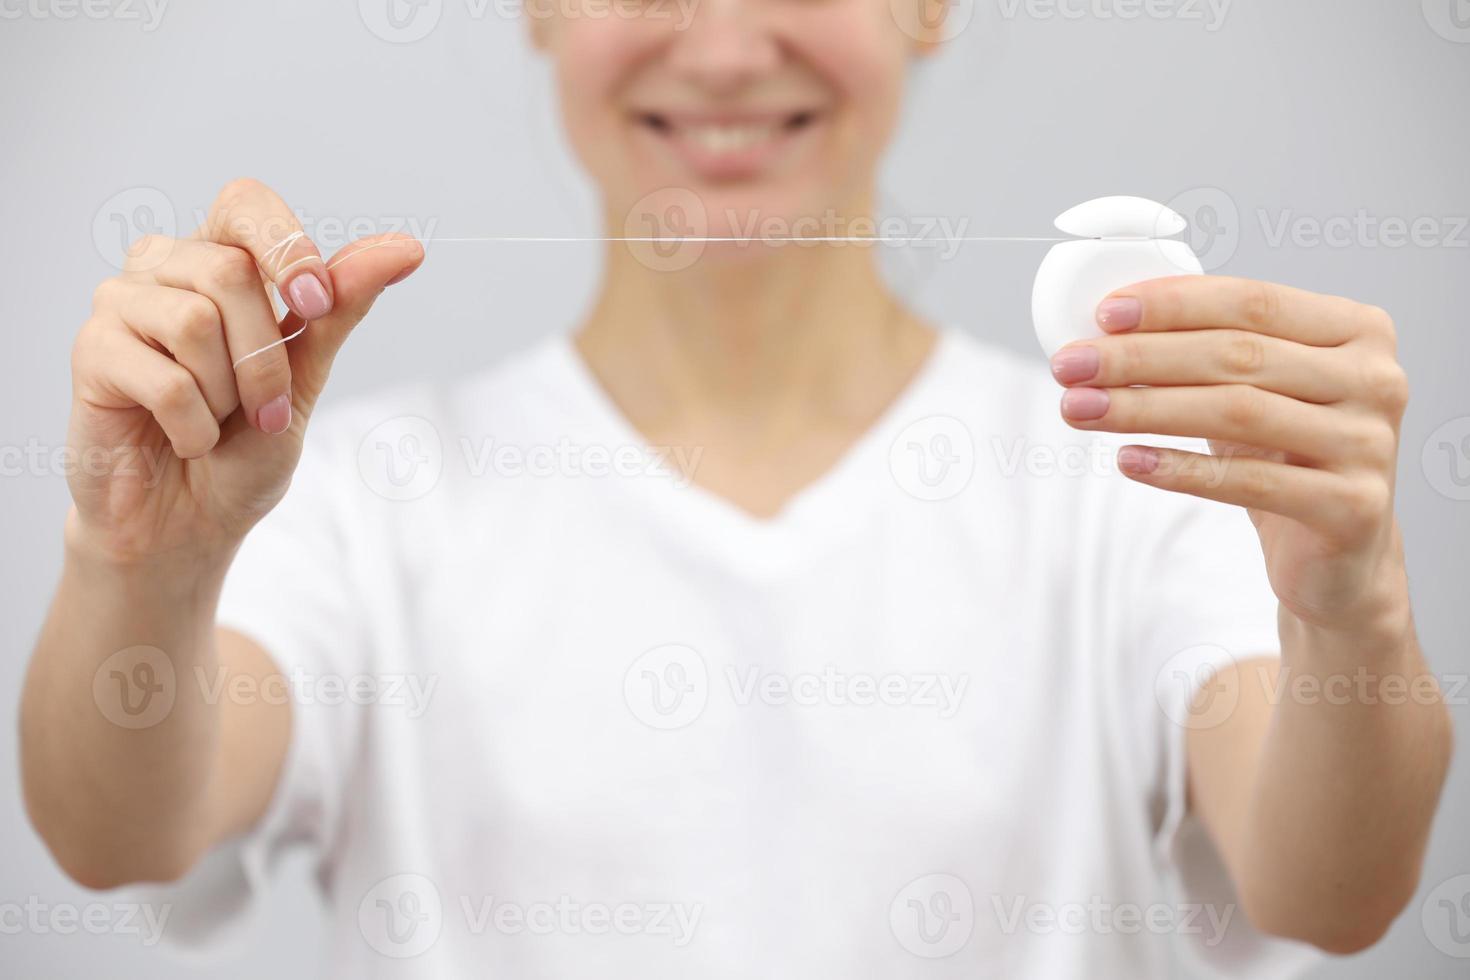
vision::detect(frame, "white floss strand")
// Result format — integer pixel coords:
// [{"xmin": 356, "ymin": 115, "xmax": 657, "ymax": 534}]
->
[{"xmin": 232, "ymin": 233, "xmax": 1064, "ymax": 369}]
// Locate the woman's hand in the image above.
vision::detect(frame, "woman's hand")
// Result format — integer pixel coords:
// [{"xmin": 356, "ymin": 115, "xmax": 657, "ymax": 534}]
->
[
  {"xmin": 1048, "ymin": 276, "xmax": 1412, "ymax": 640},
  {"xmin": 67, "ymin": 178, "xmax": 425, "ymax": 565}
]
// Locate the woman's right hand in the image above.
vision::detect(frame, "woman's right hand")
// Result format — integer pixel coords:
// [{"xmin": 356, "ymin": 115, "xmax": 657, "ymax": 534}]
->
[{"xmin": 66, "ymin": 178, "xmax": 425, "ymax": 564}]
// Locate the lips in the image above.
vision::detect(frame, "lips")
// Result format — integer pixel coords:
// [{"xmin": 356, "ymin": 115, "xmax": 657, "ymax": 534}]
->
[{"xmin": 633, "ymin": 109, "xmax": 821, "ymax": 181}]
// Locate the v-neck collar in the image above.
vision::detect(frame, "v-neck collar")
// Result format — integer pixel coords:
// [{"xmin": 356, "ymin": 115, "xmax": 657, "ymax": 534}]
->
[{"xmin": 543, "ymin": 327, "xmax": 957, "ymax": 577}]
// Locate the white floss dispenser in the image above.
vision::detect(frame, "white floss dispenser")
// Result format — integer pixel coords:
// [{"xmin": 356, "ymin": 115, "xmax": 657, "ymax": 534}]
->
[{"xmin": 1032, "ymin": 196, "xmax": 1204, "ymax": 358}]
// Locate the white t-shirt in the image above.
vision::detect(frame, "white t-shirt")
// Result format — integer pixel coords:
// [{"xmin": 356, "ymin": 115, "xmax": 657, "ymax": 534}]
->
[{"xmin": 144, "ymin": 327, "xmax": 1322, "ymax": 978}]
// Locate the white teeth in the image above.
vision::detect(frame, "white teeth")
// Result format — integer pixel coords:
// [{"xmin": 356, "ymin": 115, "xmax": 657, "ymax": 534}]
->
[{"xmin": 683, "ymin": 123, "xmax": 778, "ymax": 153}]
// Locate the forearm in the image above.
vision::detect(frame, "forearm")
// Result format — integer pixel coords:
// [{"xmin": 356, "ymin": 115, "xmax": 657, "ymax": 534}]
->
[
  {"xmin": 1238, "ymin": 599, "xmax": 1453, "ymax": 951},
  {"xmin": 20, "ymin": 510, "xmax": 236, "ymax": 888}
]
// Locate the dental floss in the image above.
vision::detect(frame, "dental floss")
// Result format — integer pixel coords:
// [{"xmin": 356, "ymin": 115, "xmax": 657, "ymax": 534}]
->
[{"xmin": 234, "ymin": 232, "xmax": 1065, "ymax": 369}]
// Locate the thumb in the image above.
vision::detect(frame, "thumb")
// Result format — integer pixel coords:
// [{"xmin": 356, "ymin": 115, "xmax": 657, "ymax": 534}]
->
[{"xmin": 287, "ymin": 233, "xmax": 425, "ymax": 411}]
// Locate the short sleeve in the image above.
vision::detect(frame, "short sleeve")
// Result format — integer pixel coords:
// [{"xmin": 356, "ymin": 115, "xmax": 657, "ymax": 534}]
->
[
  {"xmin": 131, "ymin": 416, "xmax": 369, "ymax": 950},
  {"xmin": 1120, "ymin": 486, "xmax": 1321, "ymax": 975}
]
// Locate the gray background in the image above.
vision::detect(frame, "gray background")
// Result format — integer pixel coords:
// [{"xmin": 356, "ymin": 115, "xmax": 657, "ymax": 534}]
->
[{"xmin": 2, "ymin": 0, "xmax": 1468, "ymax": 975}]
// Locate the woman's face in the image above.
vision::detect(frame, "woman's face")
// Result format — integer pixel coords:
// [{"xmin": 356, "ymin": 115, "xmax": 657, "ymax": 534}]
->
[{"xmin": 532, "ymin": 0, "xmax": 935, "ymax": 243}]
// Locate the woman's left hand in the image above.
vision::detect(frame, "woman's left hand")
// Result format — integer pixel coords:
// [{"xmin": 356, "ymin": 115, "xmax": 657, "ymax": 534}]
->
[{"xmin": 1049, "ymin": 276, "xmax": 1413, "ymax": 640}]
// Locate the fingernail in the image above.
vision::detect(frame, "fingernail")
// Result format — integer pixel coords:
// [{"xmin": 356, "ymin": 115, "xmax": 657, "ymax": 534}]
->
[
  {"xmin": 1097, "ymin": 297, "xmax": 1142, "ymax": 332},
  {"xmin": 1050, "ymin": 346, "xmax": 1100, "ymax": 384},
  {"xmin": 1118, "ymin": 446, "xmax": 1160, "ymax": 475},
  {"xmin": 287, "ymin": 273, "xmax": 332, "ymax": 320},
  {"xmin": 258, "ymin": 393, "xmax": 292, "ymax": 435},
  {"xmin": 1060, "ymin": 387, "xmax": 1110, "ymax": 421}
]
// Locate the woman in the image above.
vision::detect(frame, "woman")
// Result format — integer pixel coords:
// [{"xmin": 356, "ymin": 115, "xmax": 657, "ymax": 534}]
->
[{"xmin": 20, "ymin": 0, "xmax": 1451, "ymax": 976}]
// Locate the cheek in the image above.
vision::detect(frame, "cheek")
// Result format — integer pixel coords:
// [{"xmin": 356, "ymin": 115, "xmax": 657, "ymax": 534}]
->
[
  {"xmin": 787, "ymin": 3, "xmax": 911, "ymax": 156},
  {"xmin": 550, "ymin": 22, "xmax": 660, "ymax": 165}
]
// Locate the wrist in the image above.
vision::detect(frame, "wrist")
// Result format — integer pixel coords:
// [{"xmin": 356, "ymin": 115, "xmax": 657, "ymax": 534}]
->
[
  {"xmin": 63, "ymin": 508, "xmax": 238, "ymax": 592},
  {"xmin": 1279, "ymin": 595, "xmax": 1416, "ymax": 667},
  {"xmin": 1284, "ymin": 521, "xmax": 1415, "ymax": 651}
]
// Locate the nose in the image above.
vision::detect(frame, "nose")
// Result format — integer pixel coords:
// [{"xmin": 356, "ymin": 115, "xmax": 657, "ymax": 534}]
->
[{"xmin": 665, "ymin": 0, "xmax": 782, "ymax": 94}]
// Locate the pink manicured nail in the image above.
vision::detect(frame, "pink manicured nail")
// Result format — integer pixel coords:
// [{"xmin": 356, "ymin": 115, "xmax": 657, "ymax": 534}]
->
[
  {"xmin": 1060, "ymin": 388, "xmax": 1110, "ymax": 421},
  {"xmin": 287, "ymin": 273, "xmax": 332, "ymax": 320},
  {"xmin": 258, "ymin": 393, "xmax": 292, "ymax": 435},
  {"xmin": 1050, "ymin": 346, "xmax": 1100, "ymax": 384},
  {"xmin": 1118, "ymin": 446, "xmax": 1160, "ymax": 475},
  {"xmin": 1097, "ymin": 297, "xmax": 1142, "ymax": 332}
]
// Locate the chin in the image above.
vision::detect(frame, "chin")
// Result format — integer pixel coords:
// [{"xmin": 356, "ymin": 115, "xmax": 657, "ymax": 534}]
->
[{"xmin": 699, "ymin": 185, "xmax": 839, "ymax": 239}]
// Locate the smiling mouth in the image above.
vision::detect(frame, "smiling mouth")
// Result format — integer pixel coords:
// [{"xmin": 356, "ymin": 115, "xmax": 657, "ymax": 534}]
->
[{"xmin": 636, "ymin": 110, "xmax": 820, "ymax": 154}]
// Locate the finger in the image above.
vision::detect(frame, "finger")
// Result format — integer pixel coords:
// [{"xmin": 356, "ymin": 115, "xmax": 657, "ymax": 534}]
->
[
  {"xmin": 193, "ymin": 178, "xmax": 334, "ymax": 322},
  {"xmin": 1115, "ymin": 444, "xmax": 1383, "ymax": 541},
  {"xmin": 1058, "ymin": 384, "xmax": 1395, "ymax": 467},
  {"xmin": 89, "ymin": 320, "xmax": 221, "ymax": 459},
  {"xmin": 1101, "ymin": 276, "xmax": 1380, "ymax": 347},
  {"xmin": 1052, "ymin": 330, "xmax": 1355, "ymax": 405},
  {"xmin": 92, "ymin": 279, "xmax": 238, "ymax": 422},
  {"xmin": 128, "ymin": 238, "xmax": 292, "ymax": 434},
  {"xmin": 285, "ymin": 234, "xmax": 426, "ymax": 412}
]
